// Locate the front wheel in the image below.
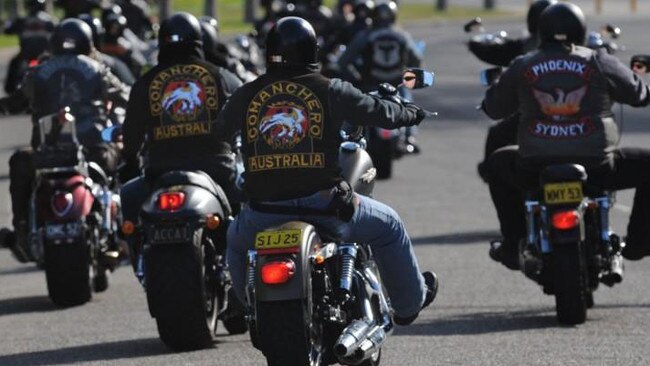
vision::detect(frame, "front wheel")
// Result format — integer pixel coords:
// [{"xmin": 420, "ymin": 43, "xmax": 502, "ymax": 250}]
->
[{"xmin": 552, "ymin": 243, "xmax": 587, "ymax": 325}]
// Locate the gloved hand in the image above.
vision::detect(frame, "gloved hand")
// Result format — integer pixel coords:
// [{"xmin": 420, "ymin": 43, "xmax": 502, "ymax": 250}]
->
[{"xmin": 404, "ymin": 102, "xmax": 427, "ymax": 126}]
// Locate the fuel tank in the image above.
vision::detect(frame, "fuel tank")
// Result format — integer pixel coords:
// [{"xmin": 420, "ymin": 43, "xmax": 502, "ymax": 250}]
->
[{"xmin": 339, "ymin": 142, "xmax": 376, "ymax": 197}]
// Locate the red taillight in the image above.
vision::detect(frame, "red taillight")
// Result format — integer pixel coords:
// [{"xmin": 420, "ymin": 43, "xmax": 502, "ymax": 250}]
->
[
  {"xmin": 28, "ymin": 59, "xmax": 39, "ymax": 67},
  {"xmin": 261, "ymin": 260, "xmax": 295, "ymax": 285},
  {"xmin": 158, "ymin": 192, "xmax": 185, "ymax": 211},
  {"xmin": 552, "ymin": 210, "xmax": 580, "ymax": 230},
  {"xmin": 51, "ymin": 192, "xmax": 73, "ymax": 217}
]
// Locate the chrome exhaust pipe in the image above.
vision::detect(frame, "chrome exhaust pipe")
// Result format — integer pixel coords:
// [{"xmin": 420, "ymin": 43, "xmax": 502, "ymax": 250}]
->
[
  {"xmin": 334, "ymin": 319, "xmax": 373, "ymax": 358},
  {"xmin": 352, "ymin": 325, "xmax": 387, "ymax": 363}
]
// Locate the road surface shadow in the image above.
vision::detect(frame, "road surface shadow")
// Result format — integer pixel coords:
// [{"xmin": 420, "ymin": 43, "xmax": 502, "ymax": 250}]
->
[
  {"xmin": 394, "ymin": 308, "xmax": 558, "ymax": 336},
  {"xmin": 0, "ymin": 295, "xmax": 58, "ymax": 316},
  {"xmin": 0, "ymin": 263, "xmax": 40, "ymax": 276},
  {"xmin": 411, "ymin": 230, "xmax": 500, "ymax": 246},
  {"xmin": 0, "ymin": 338, "xmax": 172, "ymax": 365}
]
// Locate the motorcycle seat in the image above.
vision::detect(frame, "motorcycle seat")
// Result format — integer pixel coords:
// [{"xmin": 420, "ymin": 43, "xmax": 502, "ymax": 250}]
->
[
  {"xmin": 153, "ymin": 170, "xmax": 232, "ymax": 215},
  {"xmin": 540, "ymin": 164, "xmax": 587, "ymax": 184}
]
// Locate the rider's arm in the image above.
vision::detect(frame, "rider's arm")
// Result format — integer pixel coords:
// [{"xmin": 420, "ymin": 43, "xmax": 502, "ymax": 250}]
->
[
  {"xmin": 468, "ymin": 37, "xmax": 525, "ymax": 67},
  {"xmin": 337, "ymin": 32, "xmax": 368, "ymax": 82},
  {"xmin": 598, "ymin": 50, "xmax": 650, "ymax": 107},
  {"xmin": 329, "ymin": 78, "xmax": 424, "ymax": 129},
  {"xmin": 482, "ymin": 60, "xmax": 520, "ymax": 120},
  {"xmin": 122, "ymin": 80, "xmax": 147, "ymax": 161}
]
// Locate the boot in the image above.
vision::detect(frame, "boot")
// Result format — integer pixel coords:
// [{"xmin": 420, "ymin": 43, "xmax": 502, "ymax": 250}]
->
[{"xmin": 2, "ymin": 224, "xmax": 32, "ymax": 263}]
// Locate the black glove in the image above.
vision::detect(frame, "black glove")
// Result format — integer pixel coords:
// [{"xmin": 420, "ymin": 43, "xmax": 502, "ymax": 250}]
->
[{"xmin": 404, "ymin": 102, "xmax": 427, "ymax": 126}]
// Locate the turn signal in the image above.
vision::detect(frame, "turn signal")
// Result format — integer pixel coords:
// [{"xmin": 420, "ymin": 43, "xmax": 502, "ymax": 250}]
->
[
  {"xmin": 261, "ymin": 260, "xmax": 296, "ymax": 285},
  {"xmin": 122, "ymin": 221, "xmax": 135, "ymax": 235},
  {"xmin": 552, "ymin": 210, "xmax": 580, "ymax": 230},
  {"xmin": 158, "ymin": 192, "xmax": 185, "ymax": 211},
  {"xmin": 205, "ymin": 215, "xmax": 221, "ymax": 230}
]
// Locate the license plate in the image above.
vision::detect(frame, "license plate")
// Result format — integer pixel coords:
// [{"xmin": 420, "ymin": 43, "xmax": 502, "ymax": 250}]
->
[
  {"xmin": 543, "ymin": 182, "xmax": 583, "ymax": 205},
  {"xmin": 149, "ymin": 224, "xmax": 191, "ymax": 244},
  {"xmin": 45, "ymin": 222, "xmax": 82, "ymax": 239},
  {"xmin": 255, "ymin": 229, "xmax": 302, "ymax": 250}
]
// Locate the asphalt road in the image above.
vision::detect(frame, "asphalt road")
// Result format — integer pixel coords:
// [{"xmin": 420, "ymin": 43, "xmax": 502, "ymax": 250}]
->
[{"xmin": 1, "ymin": 10, "xmax": 650, "ymax": 366}]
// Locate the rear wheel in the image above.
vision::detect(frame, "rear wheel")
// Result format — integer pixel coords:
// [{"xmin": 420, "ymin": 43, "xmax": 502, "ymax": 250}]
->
[
  {"xmin": 44, "ymin": 239, "xmax": 92, "ymax": 307},
  {"xmin": 552, "ymin": 243, "xmax": 587, "ymax": 325},
  {"xmin": 146, "ymin": 229, "xmax": 219, "ymax": 351}
]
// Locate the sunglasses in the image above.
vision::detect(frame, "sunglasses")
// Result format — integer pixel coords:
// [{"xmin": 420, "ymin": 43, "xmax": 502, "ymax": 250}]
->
[
  {"xmin": 403, "ymin": 76, "xmax": 416, "ymax": 81},
  {"xmin": 632, "ymin": 62, "xmax": 647, "ymax": 70}
]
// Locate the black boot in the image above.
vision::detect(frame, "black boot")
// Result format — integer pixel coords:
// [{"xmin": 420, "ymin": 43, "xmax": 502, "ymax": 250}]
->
[
  {"xmin": 393, "ymin": 271, "xmax": 439, "ymax": 326},
  {"xmin": 489, "ymin": 240, "xmax": 520, "ymax": 270},
  {"xmin": 2, "ymin": 224, "xmax": 32, "ymax": 263}
]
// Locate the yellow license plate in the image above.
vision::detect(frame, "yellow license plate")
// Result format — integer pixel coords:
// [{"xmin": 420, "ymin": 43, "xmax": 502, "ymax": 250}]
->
[
  {"xmin": 543, "ymin": 182, "xmax": 583, "ymax": 205},
  {"xmin": 255, "ymin": 229, "xmax": 302, "ymax": 250}
]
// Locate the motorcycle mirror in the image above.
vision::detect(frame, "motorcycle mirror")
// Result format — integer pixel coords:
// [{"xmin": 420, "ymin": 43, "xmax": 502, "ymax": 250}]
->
[
  {"xmin": 463, "ymin": 17, "xmax": 482, "ymax": 33},
  {"xmin": 402, "ymin": 68, "xmax": 435, "ymax": 90},
  {"xmin": 101, "ymin": 125, "xmax": 122, "ymax": 143},
  {"xmin": 480, "ymin": 67, "xmax": 503, "ymax": 87},
  {"xmin": 605, "ymin": 24, "xmax": 621, "ymax": 39}
]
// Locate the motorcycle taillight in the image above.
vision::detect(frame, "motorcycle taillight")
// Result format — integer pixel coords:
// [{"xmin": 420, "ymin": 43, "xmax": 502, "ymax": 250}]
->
[
  {"xmin": 158, "ymin": 192, "xmax": 185, "ymax": 211},
  {"xmin": 552, "ymin": 210, "xmax": 580, "ymax": 230},
  {"xmin": 261, "ymin": 260, "xmax": 296, "ymax": 285},
  {"xmin": 51, "ymin": 191, "xmax": 74, "ymax": 217}
]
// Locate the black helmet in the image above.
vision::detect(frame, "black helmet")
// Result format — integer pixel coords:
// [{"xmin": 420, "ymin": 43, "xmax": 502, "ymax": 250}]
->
[
  {"xmin": 200, "ymin": 16, "xmax": 219, "ymax": 34},
  {"xmin": 104, "ymin": 13, "xmax": 127, "ymax": 42},
  {"xmin": 78, "ymin": 14, "xmax": 104, "ymax": 47},
  {"xmin": 538, "ymin": 2, "xmax": 586, "ymax": 46},
  {"xmin": 27, "ymin": 0, "xmax": 47, "ymax": 14},
  {"xmin": 199, "ymin": 18, "xmax": 219, "ymax": 54},
  {"xmin": 526, "ymin": 0, "xmax": 557, "ymax": 34},
  {"xmin": 372, "ymin": 1, "xmax": 397, "ymax": 28},
  {"xmin": 266, "ymin": 16, "xmax": 318, "ymax": 67},
  {"xmin": 353, "ymin": 0, "xmax": 374, "ymax": 21},
  {"xmin": 50, "ymin": 18, "xmax": 93, "ymax": 55},
  {"xmin": 159, "ymin": 12, "xmax": 202, "ymax": 48},
  {"xmin": 101, "ymin": 4, "xmax": 123, "ymax": 25}
]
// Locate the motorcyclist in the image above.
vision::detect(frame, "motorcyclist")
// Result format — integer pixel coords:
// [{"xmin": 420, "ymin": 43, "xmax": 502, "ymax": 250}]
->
[
  {"xmin": 337, "ymin": 1, "xmax": 423, "ymax": 153},
  {"xmin": 216, "ymin": 16, "xmax": 438, "ymax": 325},
  {"xmin": 100, "ymin": 12, "xmax": 147, "ymax": 77},
  {"xmin": 199, "ymin": 17, "xmax": 256, "ymax": 83},
  {"xmin": 116, "ymin": 0, "xmax": 154, "ymax": 40},
  {"xmin": 55, "ymin": 0, "xmax": 101, "ymax": 18},
  {"xmin": 481, "ymin": 2, "xmax": 650, "ymax": 268},
  {"xmin": 4, "ymin": 0, "xmax": 57, "ymax": 35},
  {"xmin": 631, "ymin": 54, "xmax": 650, "ymax": 76},
  {"xmin": 1, "ymin": 19, "xmax": 130, "ymax": 263},
  {"xmin": 78, "ymin": 14, "xmax": 136, "ymax": 86},
  {"xmin": 119, "ymin": 12, "xmax": 243, "ymax": 264},
  {"xmin": 321, "ymin": 0, "xmax": 374, "ymax": 63},
  {"xmin": 473, "ymin": 0, "xmax": 557, "ymax": 182}
]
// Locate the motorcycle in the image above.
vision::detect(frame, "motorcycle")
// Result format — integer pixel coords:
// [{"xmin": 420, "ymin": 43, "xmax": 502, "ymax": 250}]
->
[
  {"xmin": 121, "ymin": 156, "xmax": 248, "ymax": 350},
  {"xmin": 29, "ymin": 107, "xmax": 121, "ymax": 306},
  {"xmin": 479, "ymin": 70, "xmax": 624, "ymax": 325},
  {"xmin": 244, "ymin": 69, "xmax": 434, "ymax": 366},
  {"xmin": 517, "ymin": 165, "xmax": 624, "ymax": 325}
]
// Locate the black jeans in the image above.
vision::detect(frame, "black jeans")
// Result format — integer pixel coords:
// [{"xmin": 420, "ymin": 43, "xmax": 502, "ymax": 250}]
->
[
  {"xmin": 477, "ymin": 113, "xmax": 519, "ymax": 182},
  {"xmin": 486, "ymin": 146, "xmax": 650, "ymax": 252}
]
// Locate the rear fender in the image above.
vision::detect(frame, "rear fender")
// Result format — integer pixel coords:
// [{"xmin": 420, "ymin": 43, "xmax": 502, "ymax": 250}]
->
[
  {"xmin": 254, "ymin": 222, "xmax": 320, "ymax": 302},
  {"xmin": 36, "ymin": 175, "xmax": 94, "ymax": 223},
  {"xmin": 141, "ymin": 185, "xmax": 226, "ymax": 223}
]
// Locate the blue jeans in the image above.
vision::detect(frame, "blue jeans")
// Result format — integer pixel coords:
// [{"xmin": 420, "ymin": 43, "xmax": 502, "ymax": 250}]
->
[{"xmin": 227, "ymin": 190, "xmax": 427, "ymax": 318}]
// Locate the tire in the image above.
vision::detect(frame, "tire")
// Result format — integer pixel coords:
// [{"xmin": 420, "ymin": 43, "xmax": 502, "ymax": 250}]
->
[
  {"xmin": 370, "ymin": 139, "xmax": 393, "ymax": 180},
  {"xmin": 145, "ymin": 229, "xmax": 218, "ymax": 351},
  {"xmin": 93, "ymin": 268, "xmax": 110, "ymax": 292},
  {"xmin": 257, "ymin": 300, "xmax": 312, "ymax": 366},
  {"xmin": 44, "ymin": 239, "xmax": 92, "ymax": 307},
  {"xmin": 552, "ymin": 243, "xmax": 587, "ymax": 325}
]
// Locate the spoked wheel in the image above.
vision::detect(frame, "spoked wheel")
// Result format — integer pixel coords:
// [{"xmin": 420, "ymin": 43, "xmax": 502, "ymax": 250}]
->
[{"xmin": 552, "ymin": 243, "xmax": 588, "ymax": 325}]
